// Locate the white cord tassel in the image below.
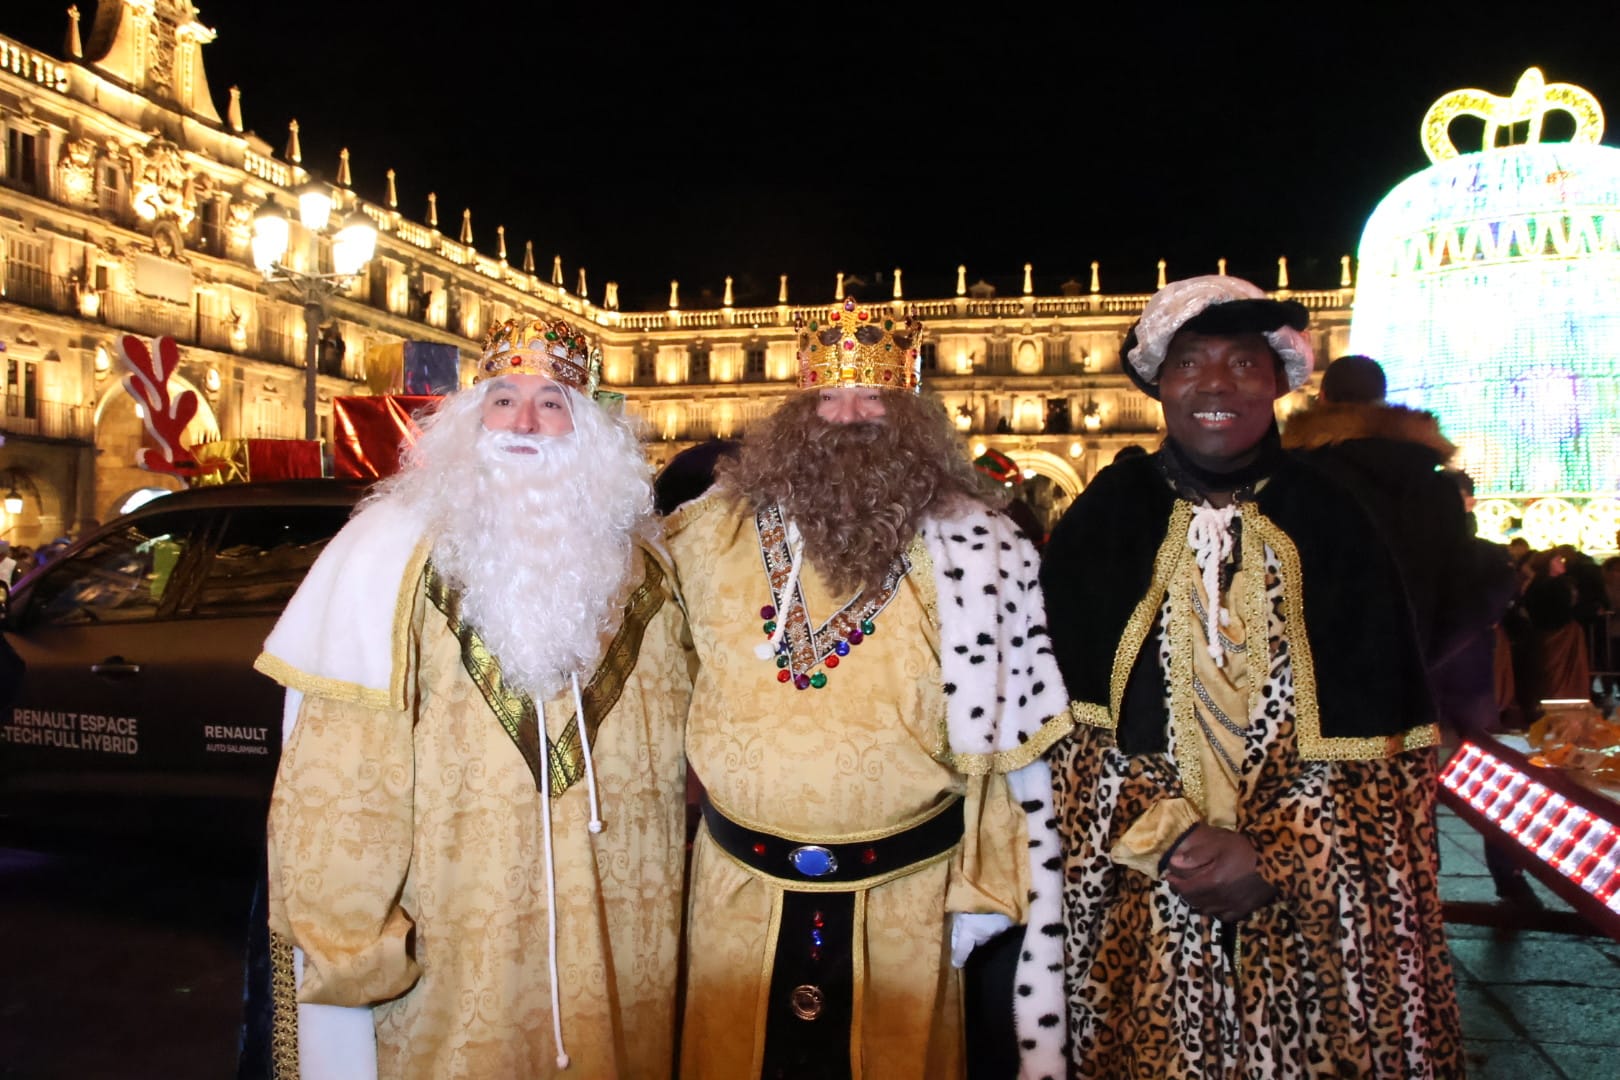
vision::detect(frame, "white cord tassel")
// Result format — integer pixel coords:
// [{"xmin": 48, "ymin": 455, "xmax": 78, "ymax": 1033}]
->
[
  {"xmin": 754, "ymin": 522, "xmax": 806, "ymax": 661},
  {"xmin": 1187, "ymin": 503, "xmax": 1239, "ymax": 667},
  {"xmin": 570, "ymin": 671, "xmax": 603, "ymax": 834},
  {"xmin": 537, "ymin": 710, "xmax": 571, "ymax": 1070}
]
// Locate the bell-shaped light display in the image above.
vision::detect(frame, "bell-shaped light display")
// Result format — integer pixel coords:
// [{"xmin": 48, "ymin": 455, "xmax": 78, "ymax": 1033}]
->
[
  {"xmin": 251, "ymin": 204, "xmax": 291, "ymax": 273},
  {"xmin": 332, "ymin": 211, "xmax": 378, "ymax": 277},
  {"xmin": 4, "ymin": 488, "xmax": 24, "ymax": 515},
  {"xmin": 296, "ymin": 181, "xmax": 333, "ymax": 233}
]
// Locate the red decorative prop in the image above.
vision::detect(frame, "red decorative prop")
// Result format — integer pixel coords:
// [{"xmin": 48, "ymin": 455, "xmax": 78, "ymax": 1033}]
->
[{"xmin": 116, "ymin": 334, "xmax": 200, "ymax": 478}]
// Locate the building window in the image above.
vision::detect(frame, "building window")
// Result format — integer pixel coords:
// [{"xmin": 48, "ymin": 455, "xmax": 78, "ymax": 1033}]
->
[
  {"xmin": 199, "ymin": 198, "xmax": 225, "ymax": 253},
  {"xmin": 688, "ymin": 347, "xmax": 710, "ymax": 383},
  {"xmin": 5, "ymin": 129, "xmax": 38, "ymax": 191},
  {"xmin": 635, "ymin": 349, "xmax": 656, "ymax": 385},
  {"xmin": 1047, "ymin": 336, "xmax": 1071, "ymax": 368},
  {"xmin": 745, "ymin": 346, "xmax": 766, "ymax": 380},
  {"xmin": 920, "ymin": 342, "xmax": 938, "ymax": 371},
  {"xmin": 6, "ymin": 358, "xmax": 40, "ymax": 420},
  {"xmin": 985, "ymin": 339, "xmax": 1011, "ymax": 372}
]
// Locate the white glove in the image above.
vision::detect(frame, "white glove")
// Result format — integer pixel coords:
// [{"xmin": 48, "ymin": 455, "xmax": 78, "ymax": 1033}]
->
[{"xmin": 949, "ymin": 912, "xmax": 1015, "ymax": 969}]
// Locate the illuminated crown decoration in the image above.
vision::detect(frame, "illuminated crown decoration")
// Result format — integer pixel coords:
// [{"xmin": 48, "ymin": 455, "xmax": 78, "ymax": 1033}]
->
[
  {"xmin": 1350, "ymin": 68, "xmax": 1620, "ymax": 554},
  {"xmin": 1421, "ymin": 67, "xmax": 1604, "ymax": 164},
  {"xmin": 796, "ymin": 298, "xmax": 923, "ymax": 392},
  {"xmin": 477, "ymin": 317, "xmax": 601, "ymax": 396}
]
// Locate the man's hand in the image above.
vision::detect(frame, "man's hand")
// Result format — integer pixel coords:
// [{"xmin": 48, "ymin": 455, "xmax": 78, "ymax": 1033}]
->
[{"xmin": 1164, "ymin": 824, "xmax": 1278, "ymax": 921}]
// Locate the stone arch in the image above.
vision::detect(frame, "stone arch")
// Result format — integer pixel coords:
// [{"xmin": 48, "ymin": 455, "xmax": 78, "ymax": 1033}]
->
[
  {"xmin": 92, "ymin": 376, "xmax": 220, "ymax": 521},
  {"xmin": 1003, "ymin": 448, "xmax": 1083, "ymax": 498}
]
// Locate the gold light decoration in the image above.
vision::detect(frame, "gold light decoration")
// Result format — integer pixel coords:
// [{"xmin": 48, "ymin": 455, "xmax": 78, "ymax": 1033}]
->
[{"xmin": 1421, "ymin": 67, "xmax": 1604, "ymax": 164}]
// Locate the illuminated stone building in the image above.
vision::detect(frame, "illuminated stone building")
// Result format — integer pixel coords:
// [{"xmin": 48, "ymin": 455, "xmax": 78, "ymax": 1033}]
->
[{"xmin": 0, "ymin": 2, "xmax": 1350, "ymax": 549}]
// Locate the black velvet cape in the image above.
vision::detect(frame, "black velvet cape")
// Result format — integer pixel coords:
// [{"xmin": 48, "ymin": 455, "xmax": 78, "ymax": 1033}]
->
[{"xmin": 1040, "ymin": 450, "xmax": 1436, "ymax": 757}]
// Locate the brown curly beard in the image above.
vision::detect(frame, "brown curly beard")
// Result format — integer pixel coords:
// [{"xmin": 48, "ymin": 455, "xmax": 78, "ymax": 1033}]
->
[{"xmin": 718, "ymin": 391, "xmax": 996, "ymax": 594}]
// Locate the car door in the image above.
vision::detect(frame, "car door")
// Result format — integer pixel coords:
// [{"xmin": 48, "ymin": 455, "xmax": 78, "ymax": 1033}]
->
[
  {"xmin": 151, "ymin": 503, "xmax": 358, "ymax": 815},
  {"xmin": 0, "ymin": 508, "xmax": 209, "ymax": 832}
]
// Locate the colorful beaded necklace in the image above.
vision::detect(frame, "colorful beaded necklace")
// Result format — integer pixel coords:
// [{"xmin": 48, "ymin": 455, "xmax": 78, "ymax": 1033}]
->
[{"xmin": 753, "ymin": 504, "xmax": 907, "ymax": 690}]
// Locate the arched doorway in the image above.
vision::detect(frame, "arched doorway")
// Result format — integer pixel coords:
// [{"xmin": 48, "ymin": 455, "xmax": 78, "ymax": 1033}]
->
[
  {"xmin": 93, "ymin": 377, "xmax": 219, "ymax": 522},
  {"xmin": 1003, "ymin": 449, "xmax": 1083, "ymax": 539}
]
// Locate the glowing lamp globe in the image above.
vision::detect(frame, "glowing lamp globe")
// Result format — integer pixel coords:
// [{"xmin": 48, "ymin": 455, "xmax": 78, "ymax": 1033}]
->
[{"xmin": 1348, "ymin": 69, "xmax": 1620, "ymax": 550}]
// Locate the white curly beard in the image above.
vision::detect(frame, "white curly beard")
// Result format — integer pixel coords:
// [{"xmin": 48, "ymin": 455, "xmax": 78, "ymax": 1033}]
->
[{"xmin": 363, "ymin": 383, "xmax": 654, "ymax": 703}]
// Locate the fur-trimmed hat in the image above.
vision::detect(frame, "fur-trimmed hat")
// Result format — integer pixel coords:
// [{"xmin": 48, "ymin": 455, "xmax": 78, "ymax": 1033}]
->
[{"xmin": 1121, "ymin": 275, "xmax": 1313, "ymax": 400}]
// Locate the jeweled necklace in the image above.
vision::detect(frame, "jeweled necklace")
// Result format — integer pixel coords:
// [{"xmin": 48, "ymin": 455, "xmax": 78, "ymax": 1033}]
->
[{"xmin": 752, "ymin": 505, "xmax": 906, "ymax": 690}]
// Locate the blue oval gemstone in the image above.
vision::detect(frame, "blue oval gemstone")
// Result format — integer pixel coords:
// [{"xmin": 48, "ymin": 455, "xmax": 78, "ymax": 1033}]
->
[{"xmin": 789, "ymin": 845, "xmax": 838, "ymax": 877}]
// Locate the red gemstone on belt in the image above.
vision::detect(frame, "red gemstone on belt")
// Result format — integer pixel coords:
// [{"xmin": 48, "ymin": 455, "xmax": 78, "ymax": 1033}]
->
[
  {"xmin": 861, "ymin": 847, "xmax": 877, "ymax": 865},
  {"xmin": 753, "ymin": 842, "xmax": 767, "ymax": 856}
]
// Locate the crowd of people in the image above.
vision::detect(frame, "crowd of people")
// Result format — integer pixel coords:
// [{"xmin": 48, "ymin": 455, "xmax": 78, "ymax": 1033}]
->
[{"xmin": 250, "ymin": 274, "xmax": 1610, "ymax": 1079}]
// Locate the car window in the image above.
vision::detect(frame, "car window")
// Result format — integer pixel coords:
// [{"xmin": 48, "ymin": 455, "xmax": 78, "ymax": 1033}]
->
[
  {"xmin": 25, "ymin": 512, "xmax": 199, "ymax": 626},
  {"xmin": 189, "ymin": 506, "xmax": 353, "ymax": 616}
]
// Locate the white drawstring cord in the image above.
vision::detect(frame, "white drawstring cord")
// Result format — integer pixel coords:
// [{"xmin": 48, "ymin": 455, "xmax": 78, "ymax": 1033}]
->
[
  {"xmin": 570, "ymin": 671, "xmax": 603, "ymax": 833},
  {"xmin": 538, "ymin": 710, "xmax": 570, "ymax": 1070},
  {"xmin": 1187, "ymin": 503, "xmax": 1238, "ymax": 667},
  {"xmin": 754, "ymin": 521, "xmax": 806, "ymax": 661}
]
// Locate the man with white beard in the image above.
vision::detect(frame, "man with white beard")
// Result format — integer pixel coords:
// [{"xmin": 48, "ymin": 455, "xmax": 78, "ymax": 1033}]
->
[{"xmin": 256, "ymin": 316, "xmax": 691, "ymax": 1080}]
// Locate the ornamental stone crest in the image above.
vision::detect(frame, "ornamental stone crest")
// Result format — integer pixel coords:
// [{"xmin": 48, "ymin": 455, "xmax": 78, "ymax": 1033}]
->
[{"xmin": 128, "ymin": 137, "xmax": 195, "ymax": 232}]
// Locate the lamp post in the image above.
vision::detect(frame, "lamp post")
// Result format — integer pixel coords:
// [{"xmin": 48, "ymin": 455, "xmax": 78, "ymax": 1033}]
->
[{"xmin": 251, "ymin": 182, "xmax": 377, "ymax": 442}]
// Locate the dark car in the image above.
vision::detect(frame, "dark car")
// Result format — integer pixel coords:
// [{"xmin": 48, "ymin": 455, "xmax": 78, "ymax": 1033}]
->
[{"xmin": 0, "ymin": 479, "xmax": 366, "ymax": 846}]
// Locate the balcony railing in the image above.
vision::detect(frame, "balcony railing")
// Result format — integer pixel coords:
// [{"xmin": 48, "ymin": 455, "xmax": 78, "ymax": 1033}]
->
[{"xmin": 1, "ymin": 396, "xmax": 94, "ymax": 442}]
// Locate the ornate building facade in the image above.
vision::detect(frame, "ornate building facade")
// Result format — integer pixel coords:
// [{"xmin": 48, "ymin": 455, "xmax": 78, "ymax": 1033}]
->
[{"xmin": 0, "ymin": 2, "xmax": 1351, "ymax": 548}]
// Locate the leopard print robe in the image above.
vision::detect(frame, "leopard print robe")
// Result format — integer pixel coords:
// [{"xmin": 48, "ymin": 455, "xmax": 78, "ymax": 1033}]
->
[{"xmin": 1052, "ymin": 545, "xmax": 1465, "ymax": 1079}]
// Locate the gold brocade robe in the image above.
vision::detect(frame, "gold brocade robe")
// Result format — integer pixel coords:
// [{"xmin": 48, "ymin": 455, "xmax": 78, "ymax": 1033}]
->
[
  {"xmin": 668, "ymin": 496, "xmax": 1031, "ymax": 1080},
  {"xmin": 266, "ymin": 555, "xmax": 691, "ymax": 1080}
]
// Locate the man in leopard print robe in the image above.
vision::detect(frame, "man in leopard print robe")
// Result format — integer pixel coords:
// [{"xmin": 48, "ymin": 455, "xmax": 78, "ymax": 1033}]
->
[{"xmin": 1040, "ymin": 276, "xmax": 1465, "ymax": 1078}]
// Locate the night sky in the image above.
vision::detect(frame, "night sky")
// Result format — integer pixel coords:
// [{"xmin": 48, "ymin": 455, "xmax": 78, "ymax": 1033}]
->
[{"xmin": 6, "ymin": 2, "xmax": 1619, "ymax": 310}]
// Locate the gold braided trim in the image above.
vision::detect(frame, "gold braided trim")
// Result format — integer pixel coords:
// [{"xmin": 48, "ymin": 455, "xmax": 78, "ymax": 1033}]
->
[
  {"xmin": 251, "ymin": 653, "xmax": 391, "ymax": 711},
  {"xmin": 1069, "ymin": 700, "xmax": 1113, "ymax": 728},
  {"xmin": 941, "ymin": 709, "xmax": 1075, "ymax": 775},
  {"xmin": 426, "ymin": 547, "xmax": 667, "ymax": 795},
  {"xmin": 708, "ymin": 789, "xmax": 961, "ymax": 845},
  {"xmin": 252, "ymin": 539, "xmax": 432, "ymax": 713},
  {"xmin": 1110, "ymin": 501, "xmax": 1194, "ymax": 721},
  {"xmin": 850, "ymin": 888, "xmax": 868, "ymax": 1080},
  {"xmin": 1244, "ymin": 511, "xmax": 1440, "ymax": 761},
  {"xmin": 1166, "ymin": 555, "xmax": 1204, "ymax": 812},
  {"xmin": 268, "ymin": 929, "xmax": 300, "ymax": 1080},
  {"xmin": 750, "ymin": 886, "xmax": 784, "ymax": 1080}
]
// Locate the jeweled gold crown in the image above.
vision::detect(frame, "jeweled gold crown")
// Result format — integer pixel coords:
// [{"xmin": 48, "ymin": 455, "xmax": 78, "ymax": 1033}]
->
[
  {"xmin": 476, "ymin": 317, "xmax": 600, "ymax": 395},
  {"xmin": 796, "ymin": 298, "xmax": 923, "ymax": 392}
]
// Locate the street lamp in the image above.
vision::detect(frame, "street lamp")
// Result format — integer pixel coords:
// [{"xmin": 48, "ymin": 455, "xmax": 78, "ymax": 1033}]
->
[{"xmin": 251, "ymin": 186, "xmax": 377, "ymax": 442}]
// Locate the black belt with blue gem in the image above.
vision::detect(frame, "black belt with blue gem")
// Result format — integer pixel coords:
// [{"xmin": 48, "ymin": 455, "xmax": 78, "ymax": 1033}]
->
[
  {"xmin": 700, "ymin": 794, "xmax": 965, "ymax": 890},
  {"xmin": 701, "ymin": 795, "xmax": 967, "ymax": 1079}
]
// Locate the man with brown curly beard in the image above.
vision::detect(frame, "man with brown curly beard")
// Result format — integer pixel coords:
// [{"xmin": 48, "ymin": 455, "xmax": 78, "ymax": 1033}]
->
[{"xmin": 668, "ymin": 298, "xmax": 1072, "ymax": 1080}]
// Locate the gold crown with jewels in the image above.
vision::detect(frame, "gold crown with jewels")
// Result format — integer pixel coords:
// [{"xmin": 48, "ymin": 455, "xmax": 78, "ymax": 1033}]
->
[
  {"xmin": 476, "ymin": 317, "xmax": 601, "ymax": 395},
  {"xmin": 796, "ymin": 298, "xmax": 923, "ymax": 392}
]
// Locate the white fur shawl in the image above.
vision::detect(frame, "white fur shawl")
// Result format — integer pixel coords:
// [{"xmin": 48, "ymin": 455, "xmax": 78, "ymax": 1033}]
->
[{"xmin": 923, "ymin": 504, "xmax": 1072, "ymax": 1080}]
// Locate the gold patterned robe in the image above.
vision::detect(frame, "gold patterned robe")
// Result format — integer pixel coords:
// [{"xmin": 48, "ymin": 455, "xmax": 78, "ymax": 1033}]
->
[
  {"xmin": 264, "ymin": 549, "xmax": 690, "ymax": 1080},
  {"xmin": 667, "ymin": 494, "xmax": 1031, "ymax": 1080}
]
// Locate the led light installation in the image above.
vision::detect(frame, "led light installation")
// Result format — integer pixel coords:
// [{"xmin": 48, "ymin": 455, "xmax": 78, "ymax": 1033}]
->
[
  {"xmin": 1441, "ymin": 741, "xmax": 1620, "ymax": 921},
  {"xmin": 1349, "ymin": 69, "xmax": 1620, "ymax": 549}
]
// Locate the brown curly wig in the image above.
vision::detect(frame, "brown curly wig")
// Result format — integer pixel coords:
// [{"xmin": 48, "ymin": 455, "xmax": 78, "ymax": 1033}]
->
[{"xmin": 718, "ymin": 391, "xmax": 996, "ymax": 594}]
